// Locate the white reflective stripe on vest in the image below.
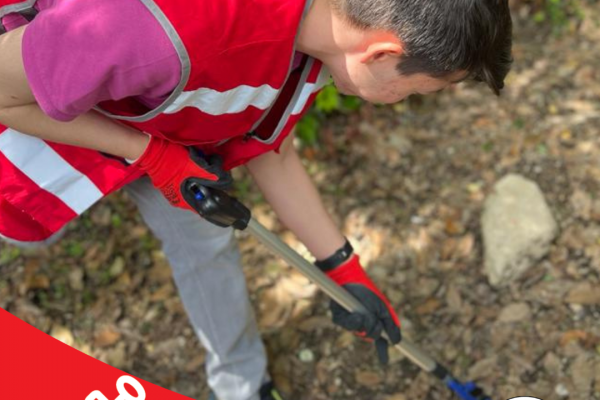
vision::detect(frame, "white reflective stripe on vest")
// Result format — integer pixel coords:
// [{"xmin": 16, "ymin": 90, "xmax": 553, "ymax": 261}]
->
[
  {"xmin": 291, "ymin": 67, "xmax": 330, "ymax": 115},
  {"xmin": 163, "ymin": 84, "xmax": 280, "ymax": 116},
  {"xmin": 0, "ymin": 129, "xmax": 104, "ymax": 214}
]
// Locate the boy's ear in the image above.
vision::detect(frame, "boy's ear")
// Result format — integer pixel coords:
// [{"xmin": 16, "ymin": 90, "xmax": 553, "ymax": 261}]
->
[{"xmin": 360, "ymin": 41, "xmax": 404, "ymax": 64}]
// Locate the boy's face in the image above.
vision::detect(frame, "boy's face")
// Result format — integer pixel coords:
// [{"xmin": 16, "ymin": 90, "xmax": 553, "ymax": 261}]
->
[
  {"xmin": 322, "ymin": 35, "xmax": 466, "ymax": 103},
  {"xmin": 325, "ymin": 51, "xmax": 466, "ymax": 104}
]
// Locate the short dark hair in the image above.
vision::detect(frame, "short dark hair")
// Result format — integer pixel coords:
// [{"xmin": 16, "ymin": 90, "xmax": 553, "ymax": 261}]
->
[{"xmin": 331, "ymin": 0, "xmax": 513, "ymax": 95}]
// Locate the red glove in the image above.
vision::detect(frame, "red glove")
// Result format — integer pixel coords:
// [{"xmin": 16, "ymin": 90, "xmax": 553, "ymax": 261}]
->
[
  {"xmin": 317, "ymin": 241, "xmax": 401, "ymax": 364},
  {"xmin": 134, "ymin": 136, "xmax": 233, "ymax": 212}
]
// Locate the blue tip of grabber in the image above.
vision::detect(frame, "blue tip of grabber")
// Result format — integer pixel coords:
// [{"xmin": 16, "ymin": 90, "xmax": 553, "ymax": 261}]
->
[{"xmin": 446, "ymin": 380, "xmax": 491, "ymax": 400}]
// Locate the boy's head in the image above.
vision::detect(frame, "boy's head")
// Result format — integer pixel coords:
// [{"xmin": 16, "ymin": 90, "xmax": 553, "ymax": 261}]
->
[{"xmin": 299, "ymin": 0, "xmax": 513, "ymax": 103}]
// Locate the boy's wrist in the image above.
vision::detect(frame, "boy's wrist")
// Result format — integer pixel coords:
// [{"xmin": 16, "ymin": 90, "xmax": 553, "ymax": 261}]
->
[
  {"xmin": 124, "ymin": 132, "xmax": 151, "ymax": 163},
  {"xmin": 315, "ymin": 239, "xmax": 354, "ymax": 272}
]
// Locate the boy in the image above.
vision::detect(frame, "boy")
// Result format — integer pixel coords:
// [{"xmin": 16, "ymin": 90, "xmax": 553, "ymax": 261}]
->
[{"xmin": 0, "ymin": 0, "xmax": 512, "ymax": 399}]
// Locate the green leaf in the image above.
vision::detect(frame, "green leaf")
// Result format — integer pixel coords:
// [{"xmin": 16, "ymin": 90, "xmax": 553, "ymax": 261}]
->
[
  {"xmin": 482, "ymin": 141, "xmax": 494, "ymax": 153},
  {"xmin": 296, "ymin": 114, "xmax": 320, "ymax": 146},
  {"xmin": 315, "ymin": 84, "xmax": 340, "ymax": 114},
  {"xmin": 533, "ymin": 11, "xmax": 546, "ymax": 23},
  {"xmin": 67, "ymin": 242, "xmax": 85, "ymax": 258},
  {"xmin": 512, "ymin": 118, "xmax": 525, "ymax": 130},
  {"xmin": 341, "ymin": 96, "xmax": 362, "ymax": 111},
  {"xmin": 0, "ymin": 247, "xmax": 20, "ymax": 266}
]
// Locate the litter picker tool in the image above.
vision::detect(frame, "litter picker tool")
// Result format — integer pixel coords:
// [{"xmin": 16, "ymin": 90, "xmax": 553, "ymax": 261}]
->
[{"xmin": 187, "ymin": 183, "xmax": 492, "ymax": 400}]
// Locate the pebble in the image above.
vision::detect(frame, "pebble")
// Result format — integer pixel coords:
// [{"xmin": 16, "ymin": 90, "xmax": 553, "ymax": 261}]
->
[
  {"xmin": 569, "ymin": 304, "xmax": 585, "ymax": 321},
  {"xmin": 497, "ymin": 303, "xmax": 532, "ymax": 323},
  {"xmin": 298, "ymin": 349, "xmax": 315, "ymax": 363},
  {"xmin": 68, "ymin": 269, "xmax": 85, "ymax": 291},
  {"xmin": 109, "ymin": 257, "xmax": 126, "ymax": 277},
  {"xmin": 555, "ymin": 383, "xmax": 569, "ymax": 397},
  {"xmin": 50, "ymin": 326, "xmax": 74, "ymax": 347},
  {"xmin": 411, "ymin": 216, "xmax": 425, "ymax": 225}
]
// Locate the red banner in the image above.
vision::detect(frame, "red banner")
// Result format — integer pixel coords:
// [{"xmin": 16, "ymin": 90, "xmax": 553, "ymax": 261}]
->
[{"xmin": 0, "ymin": 308, "xmax": 193, "ymax": 400}]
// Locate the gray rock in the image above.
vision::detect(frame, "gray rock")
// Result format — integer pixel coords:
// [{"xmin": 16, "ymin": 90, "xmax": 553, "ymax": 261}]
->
[
  {"xmin": 482, "ymin": 174, "xmax": 559, "ymax": 286},
  {"xmin": 571, "ymin": 354, "xmax": 595, "ymax": 400},
  {"xmin": 497, "ymin": 302, "xmax": 531, "ymax": 323},
  {"xmin": 468, "ymin": 355, "xmax": 498, "ymax": 381}
]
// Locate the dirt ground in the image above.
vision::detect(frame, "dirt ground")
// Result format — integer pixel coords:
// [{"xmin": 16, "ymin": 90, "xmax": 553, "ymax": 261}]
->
[{"xmin": 1, "ymin": 4, "xmax": 599, "ymax": 400}]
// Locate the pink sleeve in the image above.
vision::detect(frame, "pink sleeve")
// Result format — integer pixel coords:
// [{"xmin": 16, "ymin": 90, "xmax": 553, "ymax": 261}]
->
[{"xmin": 21, "ymin": 0, "xmax": 181, "ymax": 122}]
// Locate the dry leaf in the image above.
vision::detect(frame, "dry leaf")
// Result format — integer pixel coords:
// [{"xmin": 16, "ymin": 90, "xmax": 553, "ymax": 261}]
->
[
  {"xmin": 566, "ymin": 284, "xmax": 600, "ymax": 305},
  {"xmin": 355, "ymin": 370, "xmax": 382, "ymax": 386},
  {"xmin": 258, "ymin": 285, "xmax": 293, "ymax": 331},
  {"xmin": 335, "ymin": 331, "xmax": 355, "ymax": 349},
  {"xmin": 185, "ymin": 353, "xmax": 206, "ymax": 373},
  {"xmin": 444, "ymin": 218, "xmax": 465, "ymax": 236},
  {"xmin": 416, "ymin": 298, "xmax": 441, "ymax": 315},
  {"xmin": 297, "ymin": 316, "xmax": 332, "ymax": 332},
  {"xmin": 560, "ymin": 330, "xmax": 589, "ymax": 347},
  {"xmin": 386, "ymin": 395, "xmax": 407, "ymax": 400},
  {"xmin": 27, "ymin": 275, "xmax": 50, "ymax": 290},
  {"xmin": 94, "ymin": 326, "xmax": 121, "ymax": 348},
  {"xmin": 150, "ymin": 284, "xmax": 173, "ymax": 302}
]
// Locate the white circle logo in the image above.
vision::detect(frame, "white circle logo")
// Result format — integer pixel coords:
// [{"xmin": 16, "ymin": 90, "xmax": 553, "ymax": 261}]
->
[{"xmin": 508, "ymin": 397, "xmax": 542, "ymax": 400}]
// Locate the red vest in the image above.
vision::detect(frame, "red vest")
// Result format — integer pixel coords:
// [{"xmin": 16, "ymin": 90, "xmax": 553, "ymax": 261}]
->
[{"xmin": 0, "ymin": 0, "xmax": 329, "ymax": 242}]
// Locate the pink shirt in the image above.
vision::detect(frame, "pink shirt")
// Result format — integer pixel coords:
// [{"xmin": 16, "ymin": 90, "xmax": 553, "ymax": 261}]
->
[
  {"xmin": 17, "ymin": 0, "xmax": 181, "ymax": 122},
  {"xmin": 4, "ymin": 0, "xmax": 305, "ymax": 123}
]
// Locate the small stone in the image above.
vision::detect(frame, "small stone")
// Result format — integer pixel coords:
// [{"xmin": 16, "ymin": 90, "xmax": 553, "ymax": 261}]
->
[
  {"xmin": 50, "ymin": 326, "xmax": 74, "ymax": 347},
  {"xmin": 298, "ymin": 349, "xmax": 315, "ymax": 363},
  {"xmin": 416, "ymin": 278, "xmax": 440, "ymax": 298},
  {"xmin": 411, "ymin": 216, "xmax": 425, "ymax": 225},
  {"xmin": 68, "ymin": 269, "xmax": 85, "ymax": 291},
  {"xmin": 555, "ymin": 383, "xmax": 569, "ymax": 397},
  {"xmin": 569, "ymin": 304, "xmax": 585, "ymax": 321},
  {"xmin": 571, "ymin": 354, "xmax": 594, "ymax": 398},
  {"xmin": 335, "ymin": 331, "xmax": 355, "ymax": 349},
  {"xmin": 109, "ymin": 257, "xmax": 126, "ymax": 277},
  {"xmin": 566, "ymin": 283, "xmax": 600, "ymax": 305},
  {"xmin": 571, "ymin": 190, "xmax": 592, "ymax": 220},
  {"xmin": 106, "ymin": 343, "xmax": 128, "ymax": 369},
  {"xmin": 497, "ymin": 303, "xmax": 531, "ymax": 323},
  {"xmin": 468, "ymin": 356, "xmax": 498, "ymax": 380},
  {"xmin": 543, "ymin": 352, "xmax": 562, "ymax": 375}
]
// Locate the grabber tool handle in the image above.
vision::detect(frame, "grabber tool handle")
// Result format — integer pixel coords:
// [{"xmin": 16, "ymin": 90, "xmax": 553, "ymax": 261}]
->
[
  {"xmin": 187, "ymin": 185, "xmax": 439, "ymax": 371},
  {"xmin": 186, "ymin": 183, "xmax": 251, "ymax": 230},
  {"xmin": 244, "ymin": 219, "xmax": 492, "ymax": 400},
  {"xmin": 244, "ymin": 218, "xmax": 439, "ymax": 372},
  {"xmin": 188, "ymin": 186, "xmax": 492, "ymax": 400}
]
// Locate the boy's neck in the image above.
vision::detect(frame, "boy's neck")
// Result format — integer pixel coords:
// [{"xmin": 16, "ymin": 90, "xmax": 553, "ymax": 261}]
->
[{"xmin": 296, "ymin": 0, "xmax": 365, "ymax": 61}]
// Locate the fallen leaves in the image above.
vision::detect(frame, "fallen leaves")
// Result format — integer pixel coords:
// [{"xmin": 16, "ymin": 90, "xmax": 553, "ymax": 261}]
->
[
  {"xmin": 415, "ymin": 298, "xmax": 442, "ymax": 315},
  {"xmin": 354, "ymin": 370, "xmax": 382, "ymax": 386},
  {"xmin": 496, "ymin": 303, "xmax": 532, "ymax": 323},
  {"xmin": 565, "ymin": 283, "xmax": 600, "ymax": 305},
  {"xmin": 50, "ymin": 325, "xmax": 75, "ymax": 347},
  {"xmin": 94, "ymin": 326, "xmax": 121, "ymax": 348},
  {"xmin": 559, "ymin": 330, "xmax": 600, "ymax": 348}
]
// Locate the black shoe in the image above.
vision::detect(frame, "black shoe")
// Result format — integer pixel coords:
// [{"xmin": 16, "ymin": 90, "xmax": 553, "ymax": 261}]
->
[
  {"xmin": 208, "ymin": 381, "xmax": 285, "ymax": 400},
  {"xmin": 259, "ymin": 381, "xmax": 285, "ymax": 400}
]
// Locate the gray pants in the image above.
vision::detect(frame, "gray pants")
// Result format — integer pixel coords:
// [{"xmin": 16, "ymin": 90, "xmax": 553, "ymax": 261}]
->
[{"xmin": 7, "ymin": 177, "xmax": 268, "ymax": 400}]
